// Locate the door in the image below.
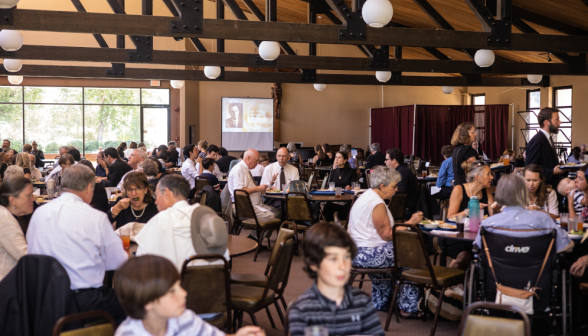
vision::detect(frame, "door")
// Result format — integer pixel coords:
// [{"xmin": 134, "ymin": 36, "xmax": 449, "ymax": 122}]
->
[{"xmin": 142, "ymin": 107, "xmax": 169, "ymax": 149}]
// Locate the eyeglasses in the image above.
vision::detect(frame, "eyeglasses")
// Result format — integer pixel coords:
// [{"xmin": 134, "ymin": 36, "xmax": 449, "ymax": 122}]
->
[
  {"xmin": 469, "ymin": 131, "xmax": 478, "ymax": 134},
  {"xmin": 127, "ymin": 188, "xmax": 144, "ymax": 194}
]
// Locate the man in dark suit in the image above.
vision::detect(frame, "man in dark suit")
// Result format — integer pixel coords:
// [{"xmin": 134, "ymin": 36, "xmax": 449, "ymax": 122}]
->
[
  {"xmin": 216, "ymin": 147, "xmax": 237, "ymax": 173},
  {"xmin": 100, "ymin": 147, "xmax": 132, "ymax": 187},
  {"xmin": 386, "ymin": 148, "xmax": 419, "ymax": 219},
  {"xmin": 365, "ymin": 143, "xmax": 385, "ymax": 169},
  {"xmin": 525, "ymin": 107, "xmax": 564, "ymax": 186}
]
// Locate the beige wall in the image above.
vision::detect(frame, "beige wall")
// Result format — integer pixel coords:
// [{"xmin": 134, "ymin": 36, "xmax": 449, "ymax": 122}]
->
[{"xmin": 468, "ymin": 76, "xmax": 588, "ymax": 156}]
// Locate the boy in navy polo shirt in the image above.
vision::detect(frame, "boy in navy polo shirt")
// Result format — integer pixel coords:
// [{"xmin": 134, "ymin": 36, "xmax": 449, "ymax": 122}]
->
[{"xmin": 288, "ymin": 223, "xmax": 384, "ymax": 336}]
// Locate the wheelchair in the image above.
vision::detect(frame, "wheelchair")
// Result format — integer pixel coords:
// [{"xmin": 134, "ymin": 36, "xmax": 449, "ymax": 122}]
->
[{"xmin": 462, "ymin": 227, "xmax": 570, "ymax": 336}]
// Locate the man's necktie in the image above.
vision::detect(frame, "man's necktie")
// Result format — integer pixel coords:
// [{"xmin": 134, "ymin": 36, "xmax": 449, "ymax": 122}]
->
[{"xmin": 280, "ymin": 167, "xmax": 286, "ymax": 190}]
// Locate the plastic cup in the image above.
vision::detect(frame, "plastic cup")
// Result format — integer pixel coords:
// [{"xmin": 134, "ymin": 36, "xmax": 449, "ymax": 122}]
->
[
  {"xmin": 329, "ymin": 182, "xmax": 335, "ymax": 191},
  {"xmin": 351, "ymin": 182, "xmax": 358, "ymax": 190},
  {"xmin": 106, "ymin": 188, "xmax": 112, "ymax": 199},
  {"xmin": 120, "ymin": 226, "xmax": 131, "ymax": 250},
  {"xmin": 335, "ymin": 187, "xmax": 342, "ymax": 198},
  {"xmin": 560, "ymin": 213, "xmax": 569, "ymax": 229},
  {"xmin": 282, "ymin": 184, "xmax": 287, "ymax": 193},
  {"xmin": 456, "ymin": 214, "xmax": 464, "ymax": 232}
]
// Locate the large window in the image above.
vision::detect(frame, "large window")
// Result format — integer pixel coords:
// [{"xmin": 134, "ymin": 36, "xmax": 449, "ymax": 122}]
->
[
  {"xmin": 0, "ymin": 86, "xmax": 170, "ymax": 155},
  {"xmin": 553, "ymin": 86, "xmax": 572, "ymax": 151}
]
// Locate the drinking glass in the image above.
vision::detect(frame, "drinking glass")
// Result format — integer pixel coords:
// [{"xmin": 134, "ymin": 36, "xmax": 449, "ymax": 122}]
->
[
  {"xmin": 351, "ymin": 182, "xmax": 358, "ymax": 190},
  {"xmin": 328, "ymin": 182, "xmax": 335, "ymax": 191},
  {"xmin": 560, "ymin": 213, "xmax": 569, "ymax": 229},
  {"xmin": 503, "ymin": 155, "xmax": 510, "ymax": 166},
  {"xmin": 120, "ymin": 226, "xmax": 131, "ymax": 250},
  {"xmin": 335, "ymin": 187, "xmax": 342, "ymax": 198},
  {"xmin": 568, "ymin": 217, "xmax": 578, "ymax": 233},
  {"xmin": 422, "ymin": 170, "xmax": 427, "ymax": 178},
  {"xmin": 305, "ymin": 326, "xmax": 328, "ymax": 336},
  {"xmin": 282, "ymin": 184, "xmax": 287, "ymax": 193},
  {"xmin": 106, "ymin": 188, "xmax": 112, "ymax": 199},
  {"xmin": 456, "ymin": 214, "xmax": 465, "ymax": 232}
]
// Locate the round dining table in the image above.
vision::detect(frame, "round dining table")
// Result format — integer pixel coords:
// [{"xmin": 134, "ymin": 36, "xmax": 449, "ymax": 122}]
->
[
  {"xmin": 264, "ymin": 192, "xmax": 355, "ymax": 202},
  {"xmin": 128, "ymin": 234, "xmax": 258, "ymax": 258}
]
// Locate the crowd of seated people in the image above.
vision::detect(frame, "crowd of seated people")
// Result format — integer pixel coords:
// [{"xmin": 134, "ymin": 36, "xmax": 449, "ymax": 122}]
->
[{"xmin": 3, "ymin": 129, "xmax": 588, "ymax": 336}]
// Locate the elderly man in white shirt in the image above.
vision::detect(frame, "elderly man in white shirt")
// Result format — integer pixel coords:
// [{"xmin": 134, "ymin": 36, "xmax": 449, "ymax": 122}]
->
[
  {"xmin": 261, "ymin": 147, "xmax": 300, "ymax": 207},
  {"xmin": 28, "ymin": 154, "xmax": 42, "ymax": 180},
  {"xmin": 116, "ymin": 149, "xmax": 148, "ymax": 190},
  {"xmin": 27, "ymin": 164, "xmax": 128, "ymax": 323},
  {"xmin": 181, "ymin": 144, "xmax": 201, "ymax": 190},
  {"xmin": 135, "ymin": 174, "xmax": 230, "ymax": 271}
]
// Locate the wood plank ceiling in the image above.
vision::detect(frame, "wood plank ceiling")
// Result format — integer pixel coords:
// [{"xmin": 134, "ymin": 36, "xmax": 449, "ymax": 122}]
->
[{"xmin": 225, "ymin": 0, "xmax": 588, "ymax": 64}]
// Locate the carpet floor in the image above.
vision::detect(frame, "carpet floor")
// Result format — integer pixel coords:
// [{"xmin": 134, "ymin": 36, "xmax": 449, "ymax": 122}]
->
[{"xmin": 230, "ymin": 231, "xmax": 460, "ymax": 336}]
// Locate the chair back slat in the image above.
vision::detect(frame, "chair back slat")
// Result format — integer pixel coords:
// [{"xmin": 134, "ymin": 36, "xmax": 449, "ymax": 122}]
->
[
  {"xmin": 266, "ymin": 235, "xmax": 296, "ymax": 295},
  {"xmin": 180, "ymin": 254, "xmax": 231, "ymax": 329},
  {"xmin": 285, "ymin": 193, "xmax": 315, "ymax": 222},
  {"xmin": 234, "ymin": 190, "xmax": 257, "ymax": 219},
  {"xmin": 52, "ymin": 311, "xmax": 115, "ymax": 336},
  {"xmin": 388, "ymin": 191, "xmax": 407, "ymax": 221},
  {"xmin": 394, "ymin": 229, "xmax": 429, "ymax": 271}
]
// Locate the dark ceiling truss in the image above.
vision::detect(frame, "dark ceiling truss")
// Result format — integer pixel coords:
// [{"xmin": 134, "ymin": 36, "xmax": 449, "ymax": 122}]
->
[
  {"xmin": 3, "ymin": 3, "xmax": 588, "ymax": 85},
  {"xmin": 9, "ymin": 10, "xmax": 588, "ymax": 52},
  {"xmin": 11, "ymin": 64, "xmax": 547, "ymax": 87},
  {"xmin": 7, "ymin": 45, "xmax": 587, "ymax": 76}
]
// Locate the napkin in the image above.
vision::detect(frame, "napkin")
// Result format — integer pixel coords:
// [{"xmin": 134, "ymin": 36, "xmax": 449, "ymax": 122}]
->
[{"xmin": 430, "ymin": 230, "xmax": 459, "ymax": 236}]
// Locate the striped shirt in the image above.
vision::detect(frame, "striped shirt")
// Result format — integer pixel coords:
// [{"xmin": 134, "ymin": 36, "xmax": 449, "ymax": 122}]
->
[
  {"xmin": 114, "ymin": 309, "xmax": 224, "ymax": 336},
  {"xmin": 288, "ymin": 283, "xmax": 384, "ymax": 336},
  {"xmin": 573, "ymin": 191, "xmax": 587, "ymax": 222}
]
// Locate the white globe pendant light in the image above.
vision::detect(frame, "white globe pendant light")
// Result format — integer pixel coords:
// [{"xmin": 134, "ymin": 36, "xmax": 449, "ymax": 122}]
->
[
  {"xmin": 442, "ymin": 86, "xmax": 454, "ymax": 94},
  {"xmin": 527, "ymin": 74, "xmax": 543, "ymax": 84},
  {"xmin": 8, "ymin": 75, "xmax": 22, "ymax": 85},
  {"xmin": 314, "ymin": 83, "xmax": 327, "ymax": 91},
  {"xmin": 3, "ymin": 59, "xmax": 21, "ymax": 72},
  {"xmin": 375, "ymin": 71, "xmax": 392, "ymax": 83},
  {"xmin": 204, "ymin": 66, "xmax": 221, "ymax": 79},
  {"xmin": 0, "ymin": 29, "xmax": 23, "ymax": 51},
  {"xmin": 474, "ymin": 49, "xmax": 495, "ymax": 68},
  {"xmin": 362, "ymin": 0, "xmax": 393, "ymax": 28},
  {"xmin": 170, "ymin": 80, "xmax": 185, "ymax": 89},
  {"xmin": 258, "ymin": 41, "xmax": 280, "ymax": 61},
  {"xmin": 0, "ymin": 0, "xmax": 19, "ymax": 8}
]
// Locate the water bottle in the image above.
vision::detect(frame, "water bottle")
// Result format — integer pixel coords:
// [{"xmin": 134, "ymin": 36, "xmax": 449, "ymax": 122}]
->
[{"xmin": 468, "ymin": 195, "xmax": 480, "ymax": 232}]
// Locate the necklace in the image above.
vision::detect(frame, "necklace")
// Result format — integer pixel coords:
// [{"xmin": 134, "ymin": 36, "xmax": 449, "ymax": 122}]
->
[
  {"xmin": 131, "ymin": 205, "xmax": 146, "ymax": 220},
  {"xmin": 337, "ymin": 167, "xmax": 344, "ymax": 179}
]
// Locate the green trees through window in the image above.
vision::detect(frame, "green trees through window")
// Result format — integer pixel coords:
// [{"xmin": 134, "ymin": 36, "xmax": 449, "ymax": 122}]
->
[{"xmin": 0, "ymin": 86, "xmax": 170, "ymax": 154}]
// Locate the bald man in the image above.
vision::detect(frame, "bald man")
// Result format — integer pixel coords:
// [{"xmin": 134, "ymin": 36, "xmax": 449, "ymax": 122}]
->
[
  {"xmin": 228, "ymin": 149, "xmax": 280, "ymax": 239},
  {"xmin": 261, "ymin": 147, "xmax": 299, "ymax": 208}
]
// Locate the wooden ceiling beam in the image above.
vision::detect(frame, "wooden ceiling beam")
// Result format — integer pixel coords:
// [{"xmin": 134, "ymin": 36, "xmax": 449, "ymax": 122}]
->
[
  {"xmin": 6, "ymin": 64, "xmax": 544, "ymax": 86},
  {"xmin": 512, "ymin": 15, "xmax": 569, "ymax": 64},
  {"xmin": 511, "ymin": 6, "xmax": 588, "ymax": 36},
  {"xmin": 6, "ymin": 9, "xmax": 588, "ymax": 52},
  {"xmin": 8, "ymin": 45, "xmax": 584, "ymax": 75}
]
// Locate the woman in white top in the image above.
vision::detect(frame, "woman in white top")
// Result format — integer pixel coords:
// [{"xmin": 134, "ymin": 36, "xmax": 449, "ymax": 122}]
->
[
  {"xmin": 524, "ymin": 164, "xmax": 559, "ymax": 219},
  {"xmin": 0, "ymin": 177, "xmax": 34, "ymax": 280},
  {"xmin": 347, "ymin": 166, "xmax": 423, "ymax": 315}
]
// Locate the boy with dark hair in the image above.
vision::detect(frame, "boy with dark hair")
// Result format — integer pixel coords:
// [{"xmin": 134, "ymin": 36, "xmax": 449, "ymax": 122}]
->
[
  {"xmin": 201, "ymin": 158, "xmax": 220, "ymax": 192},
  {"xmin": 288, "ymin": 223, "xmax": 384, "ymax": 336},
  {"xmin": 114, "ymin": 255, "xmax": 264, "ymax": 336}
]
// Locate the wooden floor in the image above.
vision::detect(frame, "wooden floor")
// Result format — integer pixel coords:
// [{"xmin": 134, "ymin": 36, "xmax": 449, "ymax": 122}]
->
[{"xmin": 230, "ymin": 230, "xmax": 461, "ymax": 336}]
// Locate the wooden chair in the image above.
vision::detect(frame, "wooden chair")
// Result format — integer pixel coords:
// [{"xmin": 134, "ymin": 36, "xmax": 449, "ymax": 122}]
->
[
  {"xmin": 181, "ymin": 254, "xmax": 232, "ymax": 332},
  {"xmin": 385, "ymin": 224, "xmax": 465, "ymax": 336},
  {"xmin": 195, "ymin": 176, "xmax": 210, "ymax": 193},
  {"xmin": 231, "ymin": 234, "xmax": 296, "ymax": 329},
  {"xmin": 334, "ymin": 190, "xmax": 364, "ymax": 230},
  {"xmin": 233, "ymin": 189, "xmax": 282, "ymax": 261},
  {"xmin": 285, "ymin": 191, "xmax": 318, "ymax": 233},
  {"xmin": 52, "ymin": 311, "xmax": 115, "ymax": 336},
  {"xmin": 388, "ymin": 190, "xmax": 407, "ymax": 223},
  {"xmin": 231, "ymin": 222, "xmax": 297, "ymax": 311},
  {"xmin": 458, "ymin": 302, "xmax": 531, "ymax": 336}
]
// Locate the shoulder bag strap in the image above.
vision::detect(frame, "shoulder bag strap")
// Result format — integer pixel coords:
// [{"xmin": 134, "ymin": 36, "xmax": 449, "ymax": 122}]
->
[
  {"xmin": 481, "ymin": 235, "xmax": 499, "ymax": 285},
  {"xmin": 534, "ymin": 238, "xmax": 555, "ymax": 286}
]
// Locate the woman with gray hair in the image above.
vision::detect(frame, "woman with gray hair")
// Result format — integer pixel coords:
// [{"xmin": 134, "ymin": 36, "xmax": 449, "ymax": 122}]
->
[
  {"xmin": 3, "ymin": 165, "xmax": 24, "ymax": 181},
  {"xmin": 286, "ymin": 142, "xmax": 300, "ymax": 164},
  {"xmin": 348, "ymin": 166, "xmax": 423, "ymax": 314},
  {"xmin": 473, "ymin": 174, "xmax": 573, "ymax": 253},
  {"xmin": 447, "ymin": 161, "xmax": 496, "ymax": 269}
]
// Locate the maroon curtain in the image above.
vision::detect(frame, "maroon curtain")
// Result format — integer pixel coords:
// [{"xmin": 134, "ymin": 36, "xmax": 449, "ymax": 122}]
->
[
  {"xmin": 371, "ymin": 106, "xmax": 414, "ymax": 155},
  {"xmin": 484, "ymin": 104, "xmax": 509, "ymax": 160},
  {"xmin": 414, "ymin": 105, "xmax": 474, "ymax": 164}
]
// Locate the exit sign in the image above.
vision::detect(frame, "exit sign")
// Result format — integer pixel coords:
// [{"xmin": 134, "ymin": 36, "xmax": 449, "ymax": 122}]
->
[{"xmin": 150, "ymin": 80, "xmax": 160, "ymax": 86}]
